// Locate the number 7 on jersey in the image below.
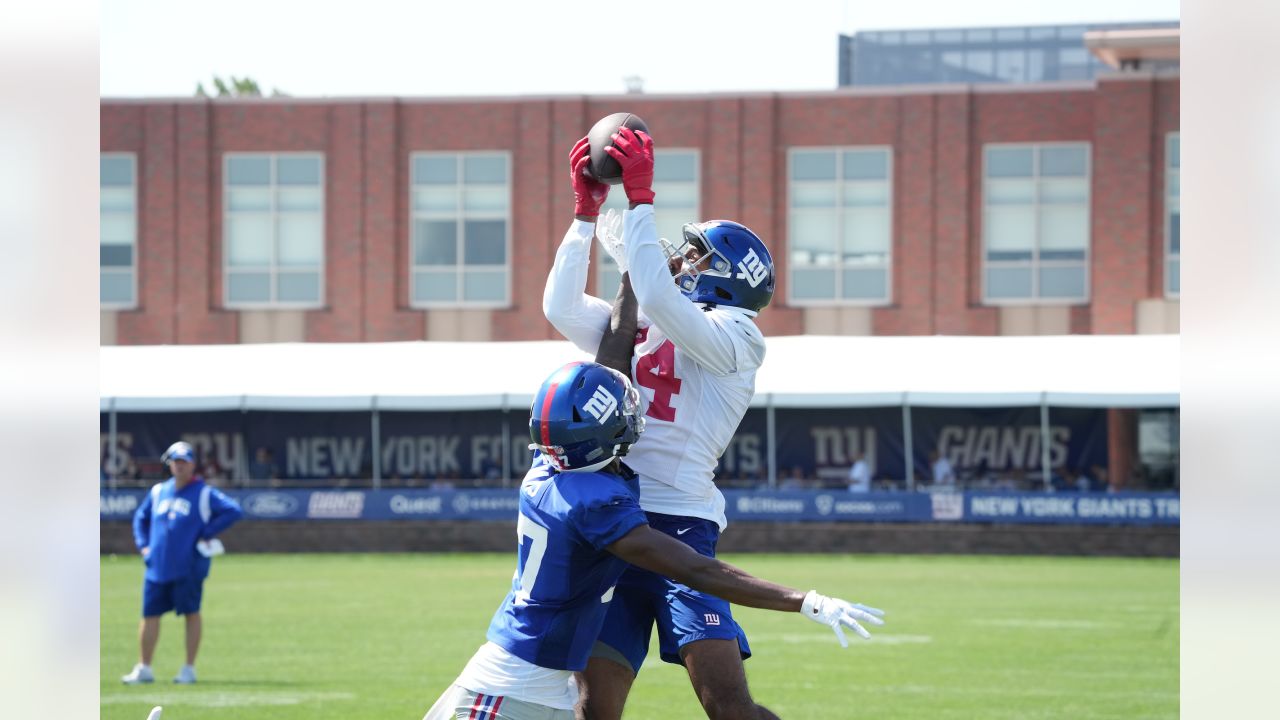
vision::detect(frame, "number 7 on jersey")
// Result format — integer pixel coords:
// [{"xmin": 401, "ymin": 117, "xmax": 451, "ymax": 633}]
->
[{"xmin": 513, "ymin": 512, "xmax": 548, "ymax": 606}]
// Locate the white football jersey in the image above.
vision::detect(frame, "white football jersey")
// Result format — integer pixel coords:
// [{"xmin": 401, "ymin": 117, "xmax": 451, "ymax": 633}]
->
[{"xmin": 543, "ymin": 205, "xmax": 766, "ymax": 529}]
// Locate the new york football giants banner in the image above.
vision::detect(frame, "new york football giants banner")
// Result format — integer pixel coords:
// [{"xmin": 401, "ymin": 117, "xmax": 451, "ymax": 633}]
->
[
  {"xmin": 101, "ymin": 406, "xmax": 1108, "ymax": 484},
  {"xmin": 101, "ymin": 410, "xmax": 533, "ymax": 483},
  {"xmin": 911, "ymin": 407, "xmax": 1109, "ymax": 481}
]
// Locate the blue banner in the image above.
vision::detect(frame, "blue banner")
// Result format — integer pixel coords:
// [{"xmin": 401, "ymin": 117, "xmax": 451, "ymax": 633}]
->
[
  {"xmin": 102, "ymin": 406, "xmax": 1111, "ymax": 486},
  {"xmin": 101, "ymin": 411, "xmax": 534, "ymax": 484},
  {"xmin": 102, "ymin": 489, "xmax": 1178, "ymax": 525}
]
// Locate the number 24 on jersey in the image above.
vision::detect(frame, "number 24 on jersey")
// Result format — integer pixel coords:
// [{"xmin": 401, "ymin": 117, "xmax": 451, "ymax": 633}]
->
[{"xmin": 634, "ymin": 336, "xmax": 681, "ymax": 422}]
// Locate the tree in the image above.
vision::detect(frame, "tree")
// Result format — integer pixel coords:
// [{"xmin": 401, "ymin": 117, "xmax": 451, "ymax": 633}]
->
[{"xmin": 194, "ymin": 75, "xmax": 287, "ymax": 98}]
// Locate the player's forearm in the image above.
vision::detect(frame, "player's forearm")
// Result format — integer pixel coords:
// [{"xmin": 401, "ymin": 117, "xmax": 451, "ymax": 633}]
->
[
  {"xmin": 203, "ymin": 508, "xmax": 243, "ymax": 538},
  {"xmin": 544, "ymin": 222, "xmax": 611, "ymax": 352},
  {"xmin": 593, "ymin": 274, "xmax": 638, "ymax": 377},
  {"xmin": 673, "ymin": 555, "xmax": 805, "ymax": 613},
  {"xmin": 611, "ymin": 526, "xmax": 804, "ymax": 613}
]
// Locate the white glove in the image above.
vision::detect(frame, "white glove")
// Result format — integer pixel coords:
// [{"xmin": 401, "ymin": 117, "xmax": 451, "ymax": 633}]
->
[
  {"xmin": 196, "ymin": 538, "xmax": 225, "ymax": 558},
  {"xmin": 801, "ymin": 590, "xmax": 885, "ymax": 647},
  {"xmin": 595, "ymin": 208, "xmax": 627, "ymax": 273}
]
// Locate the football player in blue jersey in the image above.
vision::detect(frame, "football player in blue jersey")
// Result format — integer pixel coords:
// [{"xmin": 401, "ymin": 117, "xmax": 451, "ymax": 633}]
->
[{"xmin": 424, "ymin": 362, "xmax": 884, "ymax": 720}]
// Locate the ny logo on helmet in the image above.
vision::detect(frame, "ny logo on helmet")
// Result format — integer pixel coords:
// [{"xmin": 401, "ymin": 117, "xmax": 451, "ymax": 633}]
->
[
  {"xmin": 582, "ymin": 386, "xmax": 618, "ymax": 424},
  {"xmin": 735, "ymin": 248, "xmax": 769, "ymax": 288}
]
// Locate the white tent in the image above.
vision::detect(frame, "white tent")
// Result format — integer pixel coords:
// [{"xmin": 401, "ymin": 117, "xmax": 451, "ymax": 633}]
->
[{"xmin": 100, "ymin": 334, "xmax": 1179, "ymax": 411}]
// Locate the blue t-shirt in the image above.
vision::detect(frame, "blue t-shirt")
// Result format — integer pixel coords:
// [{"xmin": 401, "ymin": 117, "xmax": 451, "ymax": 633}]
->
[
  {"xmin": 486, "ymin": 454, "xmax": 647, "ymax": 671},
  {"xmin": 133, "ymin": 478, "xmax": 243, "ymax": 583}
]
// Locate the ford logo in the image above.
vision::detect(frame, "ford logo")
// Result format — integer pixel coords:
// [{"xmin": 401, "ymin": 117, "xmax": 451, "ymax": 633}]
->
[{"xmin": 244, "ymin": 492, "xmax": 299, "ymax": 518}]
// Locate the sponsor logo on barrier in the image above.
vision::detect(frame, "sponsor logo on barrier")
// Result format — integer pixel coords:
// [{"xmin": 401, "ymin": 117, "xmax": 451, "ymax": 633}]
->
[
  {"xmin": 100, "ymin": 494, "xmax": 139, "ymax": 517},
  {"xmin": 452, "ymin": 493, "xmax": 471, "ymax": 515},
  {"xmin": 307, "ymin": 491, "xmax": 365, "ymax": 519},
  {"xmin": 243, "ymin": 492, "xmax": 299, "ymax": 518},
  {"xmin": 451, "ymin": 493, "xmax": 521, "ymax": 516},
  {"xmin": 735, "ymin": 496, "xmax": 806, "ymax": 514},
  {"xmin": 930, "ymin": 492, "xmax": 964, "ymax": 521},
  {"xmin": 389, "ymin": 495, "xmax": 443, "ymax": 515},
  {"xmin": 815, "ymin": 494, "xmax": 908, "ymax": 517},
  {"xmin": 815, "ymin": 495, "xmax": 835, "ymax": 516}
]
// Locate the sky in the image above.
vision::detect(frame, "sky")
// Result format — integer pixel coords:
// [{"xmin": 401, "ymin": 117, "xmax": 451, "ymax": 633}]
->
[{"xmin": 100, "ymin": 0, "xmax": 1179, "ymax": 98}]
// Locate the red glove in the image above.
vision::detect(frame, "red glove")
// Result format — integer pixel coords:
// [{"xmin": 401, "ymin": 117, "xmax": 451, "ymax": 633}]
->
[
  {"xmin": 570, "ymin": 136, "xmax": 609, "ymax": 218},
  {"xmin": 605, "ymin": 127, "xmax": 655, "ymax": 205}
]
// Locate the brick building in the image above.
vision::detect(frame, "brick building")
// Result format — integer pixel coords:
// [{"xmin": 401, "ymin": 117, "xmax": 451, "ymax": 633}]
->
[{"xmin": 99, "ymin": 70, "xmax": 1179, "ymax": 346}]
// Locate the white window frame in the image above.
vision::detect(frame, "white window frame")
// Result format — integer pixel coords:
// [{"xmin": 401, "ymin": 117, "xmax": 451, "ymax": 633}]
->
[
  {"xmin": 100, "ymin": 152, "xmax": 138, "ymax": 310},
  {"xmin": 981, "ymin": 142, "xmax": 1091, "ymax": 306},
  {"xmin": 785, "ymin": 145, "xmax": 895, "ymax": 307},
  {"xmin": 221, "ymin": 152, "xmax": 327, "ymax": 310},
  {"xmin": 408, "ymin": 151, "xmax": 513, "ymax": 309},
  {"xmin": 593, "ymin": 148, "xmax": 701, "ymax": 301},
  {"xmin": 1165, "ymin": 132, "xmax": 1179, "ymax": 299}
]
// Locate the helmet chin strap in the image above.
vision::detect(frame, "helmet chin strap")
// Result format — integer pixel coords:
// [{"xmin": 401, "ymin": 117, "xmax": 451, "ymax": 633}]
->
[{"xmin": 561, "ymin": 456, "xmax": 616, "ymax": 474}]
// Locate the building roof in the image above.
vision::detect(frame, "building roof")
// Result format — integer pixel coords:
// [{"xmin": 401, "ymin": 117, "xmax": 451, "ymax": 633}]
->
[
  {"xmin": 1084, "ymin": 28, "xmax": 1181, "ymax": 68},
  {"xmin": 100, "ymin": 335, "xmax": 1179, "ymax": 412}
]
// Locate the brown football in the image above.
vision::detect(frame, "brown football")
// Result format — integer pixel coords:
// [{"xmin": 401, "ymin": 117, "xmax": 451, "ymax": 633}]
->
[{"xmin": 585, "ymin": 112, "xmax": 650, "ymax": 185}]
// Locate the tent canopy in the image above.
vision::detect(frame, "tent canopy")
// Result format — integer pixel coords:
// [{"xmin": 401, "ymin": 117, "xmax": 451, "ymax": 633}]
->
[{"xmin": 99, "ymin": 335, "xmax": 1179, "ymax": 412}]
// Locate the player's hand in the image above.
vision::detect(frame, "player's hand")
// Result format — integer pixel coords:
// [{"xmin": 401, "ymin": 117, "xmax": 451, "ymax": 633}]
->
[
  {"xmin": 140, "ymin": 546, "xmax": 150, "ymax": 558},
  {"xmin": 605, "ymin": 127, "xmax": 655, "ymax": 205},
  {"xmin": 571, "ymin": 136, "xmax": 609, "ymax": 218},
  {"xmin": 801, "ymin": 590, "xmax": 885, "ymax": 647},
  {"xmin": 596, "ymin": 208, "xmax": 628, "ymax": 273},
  {"xmin": 196, "ymin": 538, "xmax": 225, "ymax": 558}
]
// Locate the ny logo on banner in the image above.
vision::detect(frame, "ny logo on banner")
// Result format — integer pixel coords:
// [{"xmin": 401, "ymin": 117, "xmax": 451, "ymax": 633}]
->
[
  {"xmin": 735, "ymin": 248, "xmax": 769, "ymax": 288},
  {"xmin": 583, "ymin": 386, "xmax": 618, "ymax": 424}
]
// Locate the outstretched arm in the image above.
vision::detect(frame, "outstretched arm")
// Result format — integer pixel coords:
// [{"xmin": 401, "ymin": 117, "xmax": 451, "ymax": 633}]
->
[
  {"xmin": 606, "ymin": 128, "xmax": 739, "ymax": 375},
  {"xmin": 607, "ymin": 525, "xmax": 885, "ymax": 645},
  {"xmin": 543, "ymin": 137, "xmax": 616, "ymax": 354},
  {"xmin": 543, "ymin": 222, "xmax": 613, "ymax": 354}
]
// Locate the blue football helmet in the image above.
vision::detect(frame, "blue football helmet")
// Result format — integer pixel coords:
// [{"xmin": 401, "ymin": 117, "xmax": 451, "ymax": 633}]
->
[
  {"xmin": 529, "ymin": 362, "xmax": 644, "ymax": 473},
  {"xmin": 661, "ymin": 220, "xmax": 775, "ymax": 312}
]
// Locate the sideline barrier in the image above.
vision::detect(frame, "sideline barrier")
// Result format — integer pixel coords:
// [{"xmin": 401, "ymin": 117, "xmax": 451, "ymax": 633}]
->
[{"xmin": 101, "ymin": 489, "xmax": 1179, "ymax": 526}]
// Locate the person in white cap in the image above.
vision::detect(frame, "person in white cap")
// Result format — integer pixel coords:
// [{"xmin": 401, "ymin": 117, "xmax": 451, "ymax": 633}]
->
[{"xmin": 121, "ymin": 441, "xmax": 243, "ymax": 685}]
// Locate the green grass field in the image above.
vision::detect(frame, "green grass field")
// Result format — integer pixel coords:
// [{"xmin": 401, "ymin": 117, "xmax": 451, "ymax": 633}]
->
[{"xmin": 101, "ymin": 553, "xmax": 1177, "ymax": 719}]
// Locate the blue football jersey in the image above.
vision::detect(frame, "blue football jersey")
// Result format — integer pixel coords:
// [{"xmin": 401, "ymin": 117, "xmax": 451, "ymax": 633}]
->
[{"xmin": 485, "ymin": 453, "xmax": 647, "ymax": 671}]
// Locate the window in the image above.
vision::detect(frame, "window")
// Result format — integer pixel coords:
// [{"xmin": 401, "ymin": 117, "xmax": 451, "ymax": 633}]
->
[
  {"xmin": 410, "ymin": 153, "xmax": 511, "ymax": 307},
  {"xmin": 101, "ymin": 154, "xmax": 137, "ymax": 307},
  {"xmin": 223, "ymin": 153, "xmax": 325, "ymax": 307},
  {"xmin": 982, "ymin": 143, "xmax": 1090, "ymax": 304},
  {"xmin": 1165, "ymin": 133, "xmax": 1179, "ymax": 297},
  {"xmin": 1058, "ymin": 47, "xmax": 1090, "ymax": 80},
  {"xmin": 995, "ymin": 27, "xmax": 1026, "ymax": 43},
  {"xmin": 995, "ymin": 49, "xmax": 1027, "ymax": 82},
  {"xmin": 965, "ymin": 50, "xmax": 995, "ymax": 77},
  {"xmin": 787, "ymin": 147, "xmax": 893, "ymax": 305},
  {"xmin": 594, "ymin": 150, "xmax": 700, "ymax": 301}
]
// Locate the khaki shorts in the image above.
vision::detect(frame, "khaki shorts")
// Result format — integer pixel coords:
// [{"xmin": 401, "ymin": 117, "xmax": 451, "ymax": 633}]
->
[{"xmin": 423, "ymin": 684, "xmax": 575, "ymax": 720}]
